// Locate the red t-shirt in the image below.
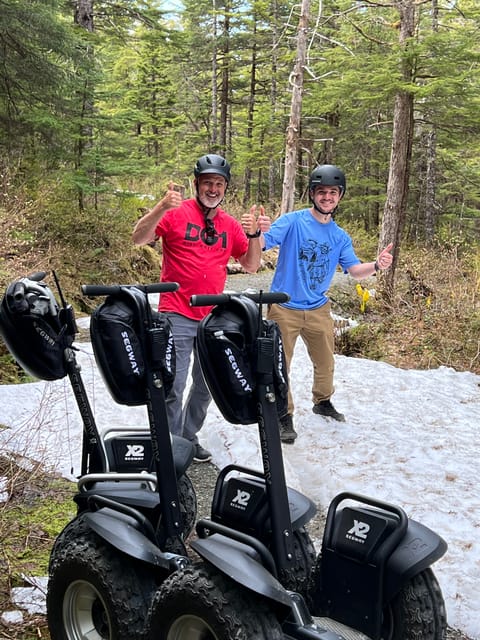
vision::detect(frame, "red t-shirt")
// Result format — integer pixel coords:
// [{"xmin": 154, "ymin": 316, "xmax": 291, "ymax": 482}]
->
[{"xmin": 155, "ymin": 199, "xmax": 249, "ymax": 320}]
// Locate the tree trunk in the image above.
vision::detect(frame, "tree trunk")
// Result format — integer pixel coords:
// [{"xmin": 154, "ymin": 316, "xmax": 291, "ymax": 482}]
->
[
  {"xmin": 280, "ymin": 0, "xmax": 310, "ymax": 215},
  {"xmin": 219, "ymin": 1, "xmax": 230, "ymax": 154},
  {"xmin": 268, "ymin": 0, "xmax": 279, "ymax": 214},
  {"xmin": 242, "ymin": 22, "xmax": 258, "ymax": 208},
  {"xmin": 211, "ymin": 0, "xmax": 218, "ymax": 148},
  {"xmin": 379, "ymin": 0, "xmax": 416, "ymax": 296},
  {"xmin": 424, "ymin": 129, "xmax": 437, "ymax": 245},
  {"xmin": 74, "ymin": 0, "xmax": 93, "ymax": 31},
  {"xmin": 73, "ymin": 0, "xmax": 94, "ymax": 212},
  {"xmin": 424, "ymin": 0, "xmax": 439, "ymax": 246}
]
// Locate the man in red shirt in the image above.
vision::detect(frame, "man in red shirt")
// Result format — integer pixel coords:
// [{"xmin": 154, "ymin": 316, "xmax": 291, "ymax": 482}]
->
[{"xmin": 133, "ymin": 154, "xmax": 269, "ymax": 461}]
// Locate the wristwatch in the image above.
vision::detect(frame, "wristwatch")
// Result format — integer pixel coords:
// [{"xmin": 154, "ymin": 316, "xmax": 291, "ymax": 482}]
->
[{"xmin": 246, "ymin": 229, "xmax": 261, "ymax": 238}]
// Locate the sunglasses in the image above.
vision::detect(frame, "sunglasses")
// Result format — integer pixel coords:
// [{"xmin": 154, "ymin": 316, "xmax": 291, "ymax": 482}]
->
[{"xmin": 204, "ymin": 217, "xmax": 217, "ymax": 245}]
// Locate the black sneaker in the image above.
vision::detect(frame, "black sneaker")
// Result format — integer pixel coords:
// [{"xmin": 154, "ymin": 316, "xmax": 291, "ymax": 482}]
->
[
  {"xmin": 312, "ymin": 400, "xmax": 345, "ymax": 422},
  {"xmin": 193, "ymin": 444, "xmax": 212, "ymax": 462},
  {"xmin": 279, "ymin": 414, "xmax": 298, "ymax": 444}
]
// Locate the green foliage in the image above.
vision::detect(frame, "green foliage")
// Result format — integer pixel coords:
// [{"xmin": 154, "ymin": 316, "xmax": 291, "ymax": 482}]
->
[
  {"xmin": 1, "ymin": 0, "xmax": 479, "ymax": 242},
  {"xmin": 340, "ymin": 219, "xmax": 380, "ymax": 261},
  {"xmin": 0, "ymin": 457, "xmax": 75, "ymax": 581},
  {"xmin": 0, "ymin": 0, "xmax": 82, "ymax": 160},
  {"xmin": 0, "ymin": 352, "xmax": 35, "ymax": 384},
  {"xmin": 336, "ymin": 322, "xmax": 386, "ymax": 361}
]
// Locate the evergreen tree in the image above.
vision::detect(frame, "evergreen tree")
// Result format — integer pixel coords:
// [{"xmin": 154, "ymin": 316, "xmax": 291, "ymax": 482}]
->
[{"xmin": 0, "ymin": 0, "xmax": 80, "ymax": 164}]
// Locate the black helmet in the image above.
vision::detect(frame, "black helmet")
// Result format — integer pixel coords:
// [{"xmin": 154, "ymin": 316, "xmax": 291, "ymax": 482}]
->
[
  {"xmin": 0, "ymin": 274, "xmax": 76, "ymax": 381},
  {"xmin": 309, "ymin": 164, "xmax": 346, "ymax": 197},
  {"xmin": 194, "ymin": 154, "xmax": 231, "ymax": 183}
]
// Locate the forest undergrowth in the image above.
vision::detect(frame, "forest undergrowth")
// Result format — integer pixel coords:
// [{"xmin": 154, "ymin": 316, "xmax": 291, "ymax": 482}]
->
[{"xmin": 333, "ymin": 242, "xmax": 480, "ymax": 376}]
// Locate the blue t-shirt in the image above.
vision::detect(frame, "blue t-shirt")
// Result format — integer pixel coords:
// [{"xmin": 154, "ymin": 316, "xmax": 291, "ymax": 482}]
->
[{"xmin": 263, "ymin": 209, "xmax": 360, "ymax": 310}]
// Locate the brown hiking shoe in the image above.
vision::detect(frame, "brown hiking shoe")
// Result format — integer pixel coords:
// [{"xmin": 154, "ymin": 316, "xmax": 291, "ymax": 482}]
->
[
  {"xmin": 279, "ymin": 414, "xmax": 298, "ymax": 443},
  {"xmin": 312, "ymin": 399, "xmax": 345, "ymax": 422}
]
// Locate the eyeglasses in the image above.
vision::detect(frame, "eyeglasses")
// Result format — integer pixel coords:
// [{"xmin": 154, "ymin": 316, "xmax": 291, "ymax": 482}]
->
[{"xmin": 204, "ymin": 217, "xmax": 217, "ymax": 245}]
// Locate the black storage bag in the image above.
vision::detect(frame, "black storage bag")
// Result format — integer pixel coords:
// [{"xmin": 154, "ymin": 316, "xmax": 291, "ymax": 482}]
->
[
  {"xmin": 0, "ymin": 277, "xmax": 75, "ymax": 381},
  {"xmin": 90, "ymin": 287, "xmax": 175, "ymax": 406},
  {"xmin": 264, "ymin": 317, "xmax": 288, "ymax": 418},
  {"xmin": 196, "ymin": 296, "xmax": 288, "ymax": 424}
]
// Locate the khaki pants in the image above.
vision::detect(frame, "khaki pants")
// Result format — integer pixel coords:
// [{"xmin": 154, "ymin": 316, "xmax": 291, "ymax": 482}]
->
[{"xmin": 267, "ymin": 302, "xmax": 334, "ymax": 415}]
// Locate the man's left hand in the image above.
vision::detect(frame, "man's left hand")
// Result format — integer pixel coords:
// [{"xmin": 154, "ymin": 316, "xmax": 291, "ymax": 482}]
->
[
  {"xmin": 241, "ymin": 205, "xmax": 270, "ymax": 236},
  {"xmin": 376, "ymin": 242, "xmax": 394, "ymax": 270}
]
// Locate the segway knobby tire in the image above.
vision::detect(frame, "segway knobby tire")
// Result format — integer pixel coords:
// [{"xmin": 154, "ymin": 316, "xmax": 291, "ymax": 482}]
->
[
  {"xmin": 309, "ymin": 559, "xmax": 447, "ymax": 640},
  {"xmin": 380, "ymin": 567, "xmax": 447, "ymax": 640},
  {"xmin": 276, "ymin": 526, "xmax": 316, "ymax": 598},
  {"xmin": 146, "ymin": 563, "xmax": 283, "ymax": 640},
  {"xmin": 178, "ymin": 473, "xmax": 197, "ymax": 539},
  {"xmin": 47, "ymin": 514, "xmax": 158, "ymax": 640}
]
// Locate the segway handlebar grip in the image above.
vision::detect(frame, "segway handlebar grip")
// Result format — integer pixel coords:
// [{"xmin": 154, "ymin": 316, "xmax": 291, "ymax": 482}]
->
[
  {"xmin": 82, "ymin": 282, "xmax": 179, "ymax": 297},
  {"xmin": 190, "ymin": 291, "xmax": 290, "ymax": 306},
  {"xmin": 27, "ymin": 271, "xmax": 48, "ymax": 282}
]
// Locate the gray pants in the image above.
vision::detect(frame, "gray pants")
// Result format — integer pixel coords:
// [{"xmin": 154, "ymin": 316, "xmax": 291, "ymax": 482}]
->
[{"xmin": 165, "ymin": 312, "xmax": 211, "ymax": 444}]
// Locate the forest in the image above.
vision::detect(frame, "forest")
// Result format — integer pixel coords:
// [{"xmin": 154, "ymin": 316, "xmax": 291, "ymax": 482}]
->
[
  {"xmin": 0, "ymin": 0, "xmax": 479, "ymax": 376},
  {"xmin": 0, "ymin": 6, "xmax": 478, "ymax": 636}
]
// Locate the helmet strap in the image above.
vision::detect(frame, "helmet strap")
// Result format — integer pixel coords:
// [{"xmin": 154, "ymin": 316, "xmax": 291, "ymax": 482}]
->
[{"xmin": 312, "ymin": 202, "xmax": 337, "ymax": 218}]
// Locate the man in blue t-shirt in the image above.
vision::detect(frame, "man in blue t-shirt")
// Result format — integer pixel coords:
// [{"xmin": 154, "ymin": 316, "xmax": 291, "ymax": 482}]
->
[{"xmin": 263, "ymin": 164, "xmax": 393, "ymax": 443}]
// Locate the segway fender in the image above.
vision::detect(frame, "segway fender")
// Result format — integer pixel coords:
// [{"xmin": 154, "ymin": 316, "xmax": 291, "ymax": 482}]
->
[
  {"xmin": 384, "ymin": 517, "xmax": 447, "ymax": 600},
  {"xmin": 191, "ymin": 535, "xmax": 293, "ymax": 610},
  {"xmin": 315, "ymin": 492, "xmax": 447, "ymax": 638},
  {"xmin": 84, "ymin": 510, "xmax": 188, "ymax": 571}
]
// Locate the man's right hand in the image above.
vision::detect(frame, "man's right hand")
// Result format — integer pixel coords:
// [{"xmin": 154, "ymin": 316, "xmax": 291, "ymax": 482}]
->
[
  {"xmin": 132, "ymin": 183, "xmax": 183, "ymax": 245},
  {"xmin": 162, "ymin": 182, "xmax": 183, "ymax": 209}
]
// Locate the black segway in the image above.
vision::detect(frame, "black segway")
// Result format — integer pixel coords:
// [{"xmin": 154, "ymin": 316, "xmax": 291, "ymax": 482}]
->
[
  {"xmin": 0, "ymin": 272, "xmax": 197, "ymax": 639},
  {"xmin": 146, "ymin": 290, "xmax": 448, "ymax": 640}
]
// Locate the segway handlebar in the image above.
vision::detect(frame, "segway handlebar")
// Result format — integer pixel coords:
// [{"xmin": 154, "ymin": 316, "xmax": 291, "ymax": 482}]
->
[
  {"xmin": 190, "ymin": 291, "xmax": 290, "ymax": 307},
  {"xmin": 82, "ymin": 282, "xmax": 179, "ymax": 297},
  {"xmin": 10, "ymin": 271, "xmax": 49, "ymax": 303}
]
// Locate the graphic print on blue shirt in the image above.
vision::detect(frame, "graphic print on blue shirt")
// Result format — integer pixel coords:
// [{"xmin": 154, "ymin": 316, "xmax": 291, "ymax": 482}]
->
[
  {"xmin": 299, "ymin": 240, "xmax": 332, "ymax": 291},
  {"xmin": 264, "ymin": 209, "xmax": 360, "ymax": 310}
]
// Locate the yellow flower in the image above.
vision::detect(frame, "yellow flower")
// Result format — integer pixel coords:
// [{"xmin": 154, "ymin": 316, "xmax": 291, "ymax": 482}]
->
[{"xmin": 356, "ymin": 283, "xmax": 370, "ymax": 313}]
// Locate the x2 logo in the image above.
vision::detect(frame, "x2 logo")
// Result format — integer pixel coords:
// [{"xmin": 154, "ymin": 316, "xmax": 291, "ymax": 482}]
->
[
  {"xmin": 124, "ymin": 444, "xmax": 145, "ymax": 461},
  {"xmin": 347, "ymin": 519, "xmax": 371, "ymax": 542},
  {"xmin": 230, "ymin": 489, "xmax": 251, "ymax": 509}
]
